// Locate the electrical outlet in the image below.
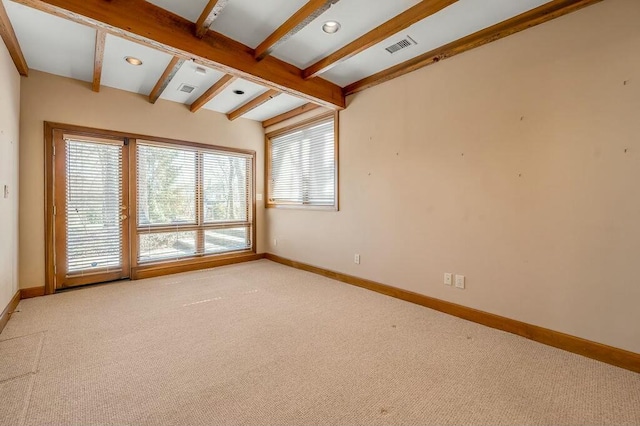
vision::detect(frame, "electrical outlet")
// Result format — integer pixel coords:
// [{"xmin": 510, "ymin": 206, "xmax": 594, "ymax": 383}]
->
[
  {"xmin": 354, "ymin": 254, "xmax": 360, "ymax": 264},
  {"xmin": 455, "ymin": 275, "xmax": 465, "ymax": 289},
  {"xmin": 444, "ymin": 273, "xmax": 452, "ymax": 286}
]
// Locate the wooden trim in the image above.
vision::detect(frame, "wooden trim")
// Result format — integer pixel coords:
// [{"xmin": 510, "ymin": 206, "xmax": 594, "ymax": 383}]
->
[
  {"xmin": 303, "ymin": 0, "xmax": 457, "ymax": 79},
  {"xmin": 20, "ymin": 286, "xmax": 46, "ymax": 299},
  {"xmin": 0, "ymin": 291, "xmax": 20, "ymax": 334},
  {"xmin": 92, "ymin": 30, "xmax": 106, "ymax": 92},
  {"xmin": 190, "ymin": 74, "xmax": 236, "ymax": 113},
  {"xmin": 227, "ymin": 89, "xmax": 280, "ymax": 121},
  {"xmin": 251, "ymin": 146, "xmax": 257, "ymax": 257},
  {"xmin": 265, "ymin": 253, "xmax": 640, "ymax": 374},
  {"xmin": 132, "ymin": 252, "xmax": 264, "ymax": 280},
  {"xmin": 195, "ymin": 0, "xmax": 229, "ymax": 38},
  {"xmin": 15, "ymin": 0, "xmax": 345, "ymax": 109},
  {"xmin": 120, "ymin": 137, "xmax": 131, "ymax": 280},
  {"xmin": 265, "ymin": 110, "xmax": 335, "ymax": 139},
  {"xmin": 0, "ymin": 0, "xmax": 28, "ymax": 76},
  {"xmin": 52, "ymin": 130, "xmax": 68, "ymax": 289},
  {"xmin": 134, "ymin": 222, "xmax": 251, "ymax": 234},
  {"xmin": 262, "ymin": 103, "xmax": 322, "ymax": 128},
  {"xmin": 149, "ymin": 56, "xmax": 185, "ymax": 104},
  {"xmin": 44, "ymin": 123, "xmax": 56, "ymax": 295},
  {"xmin": 128, "ymin": 138, "xmax": 139, "ymax": 274},
  {"xmin": 344, "ymin": 0, "xmax": 603, "ymax": 95},
  {"xmin": 63, "ymin": 271, "xmax": 125, "ymax": 288},
  {"xmin": 45, "ymin": 122, "xmax": 257, "ymax": 157},
  {"xmin": 254, "ymin": 0, "xmax": 340, "ymax": 61}
]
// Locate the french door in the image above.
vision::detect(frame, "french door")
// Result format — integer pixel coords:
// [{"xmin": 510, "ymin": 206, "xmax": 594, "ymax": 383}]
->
[{"xmin": 53, "ymin": 130, "xmax": 130, "ymax": 289}]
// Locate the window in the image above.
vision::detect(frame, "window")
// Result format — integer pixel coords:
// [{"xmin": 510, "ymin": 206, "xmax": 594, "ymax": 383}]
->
[
  {"xmin": 266, "ymin": 113, "xmax": 338, "ymax": 209},
  {"xmin": 136, "ymin": 141, "xmax": 253, "ymax": 264},
  {"xmin": 45, "ymin": 122, "xmax": 258, "ymax": 292}
]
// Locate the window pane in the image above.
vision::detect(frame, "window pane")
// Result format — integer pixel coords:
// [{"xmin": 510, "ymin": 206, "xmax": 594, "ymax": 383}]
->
[
  {"xmin": 135, "ymin": 140, "xmax": 254, "ymax": 265},
  {"xmin": 269, "ymin": 116, "xmax": 335, "ymax": 207},
  {"xmin": 205, "ymin": 227, "xmax": 251, "ymax": 254},
  {"xmin": 66, "ymin": 139, "xmax": 122, "ymax": 272},
  {"xmin": 203, "ymin": 153, "xmax": 249, "ymax": 223},
  {"xmin": 138, "ymin": 231, "xmax": 197, "ymax": 262},
  {"xmin": 137, "ymin": 144, "xmax": 196, "ymax": 226}
]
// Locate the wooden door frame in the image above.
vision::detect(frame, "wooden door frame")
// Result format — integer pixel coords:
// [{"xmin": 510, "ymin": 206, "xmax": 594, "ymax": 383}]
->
[
  {"xmin": 45, "ymin": 123, "xmax": 131, "ymax": 293},
  {"xmin": 44, "ymin": 122, "xmax": 258, "ymax": 294},
  {"xmin": 53, "ymin": 131, "xmax": 130, "ymax": 288}
]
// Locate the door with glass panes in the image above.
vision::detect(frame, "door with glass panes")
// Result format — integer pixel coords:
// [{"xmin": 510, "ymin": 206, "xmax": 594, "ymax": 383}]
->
[{"xmin": 53, "ymin": 131, "xmax": 130, "ymax": 289}]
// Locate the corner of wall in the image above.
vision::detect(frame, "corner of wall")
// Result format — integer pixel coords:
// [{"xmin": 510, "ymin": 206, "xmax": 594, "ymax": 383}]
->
[{"xmin": 0, "ymin": 39, "xmax": 21, "ymax": 312}]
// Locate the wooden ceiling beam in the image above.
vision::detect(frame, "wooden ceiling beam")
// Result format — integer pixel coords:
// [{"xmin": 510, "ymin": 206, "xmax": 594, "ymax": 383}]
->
[
  {"xmin": 262, "ymin": 102, "xmax": 321, "ymax": 128},
  {"xmin": 303, "ymin": 0, "xmax": 457, "ymax": 79},
  {"xmin": 254, "ymin": 0, "xmax": 340, "ymax": 61},
  {"xmin": 195, "ymin": 0, "xmax": 229, "ymax": 38},
  {"xmin": 13, "ymin": 0, "xmax": 345, "ymax": 109},
  {"xmin": 91, "ymin": 30, "xmax": 106, "ymax": 92},
  {"xmin": 149, "ymin": 56, "xmax": 185, "ymax": 103},
  {"xmin": 227, "ymin": 89, "xmax": 280, "ymax": 121},
  {"xmin": 344, "ymin": 0, "xmax": 603, "ymax": 96},
  {"xmin": 190, "ymin": 74, "xmax": 236, "ymax": 113},
  {"xmin": 0, "ymin": 0, "xmax": 29, "ymax": 76}
]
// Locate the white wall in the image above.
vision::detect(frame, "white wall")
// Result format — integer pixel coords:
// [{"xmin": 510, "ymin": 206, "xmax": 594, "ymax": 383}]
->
[
  {"xmin": 20, "ymin": 71, "xmax": 265, "ymax": 290},
  {"xmin": 267, "ymin": 0, "xmax": 640, "ymax": 353},
  {"xmin": 0, "ymin": 39, "xmax": 20, "ymax": 310}
]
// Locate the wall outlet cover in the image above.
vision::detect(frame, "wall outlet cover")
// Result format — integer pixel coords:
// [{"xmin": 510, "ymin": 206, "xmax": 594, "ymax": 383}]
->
[{"xmin": 444, "ymin": 273, "xmax": 452, "ymax": 286}]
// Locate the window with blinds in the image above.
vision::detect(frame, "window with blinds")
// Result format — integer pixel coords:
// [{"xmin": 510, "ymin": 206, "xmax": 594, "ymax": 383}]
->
[
  {"xmin": 136, "ymin": 141, "xmax": 253, "ymax": 264},
  {"xmin": 66, "ymin": 139, "xmax": 123, "ymax": 273},
  {"xmin": 267, "ymin": 114, "xmax": 337, "ymax": 209}
]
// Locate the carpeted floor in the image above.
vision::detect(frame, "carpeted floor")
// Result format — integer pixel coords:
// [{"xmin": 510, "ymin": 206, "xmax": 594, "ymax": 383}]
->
[{"xmin": 1, "ymin": 259, "xmax": 639, "ymax": 426}]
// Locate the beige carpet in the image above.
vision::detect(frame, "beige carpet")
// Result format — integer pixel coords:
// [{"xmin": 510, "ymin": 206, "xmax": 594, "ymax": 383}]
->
[{"xmin": 1, "ymin": 259, "xmax": 639, "ymax": 426}]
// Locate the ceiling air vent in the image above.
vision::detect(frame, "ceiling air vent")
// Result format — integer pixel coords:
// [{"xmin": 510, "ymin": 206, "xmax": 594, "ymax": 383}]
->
[
  {"xmin": 385, "ymin": 36, "xmax": 417, "ymax": 54},
  {"xmin": 178, "ymin": 83, "xmax": 197, "ymax": 94}
]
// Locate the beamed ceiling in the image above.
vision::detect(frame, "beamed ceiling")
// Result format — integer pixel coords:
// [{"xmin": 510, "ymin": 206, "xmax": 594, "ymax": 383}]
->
[{"xmin": 0, "ymin": 0, "xmax": 601, "ymax": 124}]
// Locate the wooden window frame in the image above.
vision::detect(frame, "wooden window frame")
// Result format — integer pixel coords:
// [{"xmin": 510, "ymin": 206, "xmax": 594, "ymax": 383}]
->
[
  {"xmin": 44, "ymin": 122, "xmax": 257, "ymax": 294},
  {"xmin": 265, "ymin": 111, "xmax": 339, "ymax": 211}
]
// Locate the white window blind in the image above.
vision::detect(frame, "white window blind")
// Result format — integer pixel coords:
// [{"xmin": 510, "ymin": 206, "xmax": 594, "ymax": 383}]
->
[
  {"xmin": 66, "ymin": 139, "xmax": 123, "ymax": 273},
  {"xmin": 268, "ymin": 116, "xmax": 336, "ymax": 207},
  {"xmin": 137, "ymin": 141, "xmax": 253, "ymax": 263}
]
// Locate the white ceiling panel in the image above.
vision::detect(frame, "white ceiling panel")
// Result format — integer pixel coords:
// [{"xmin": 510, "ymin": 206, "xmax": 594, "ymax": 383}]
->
[
  {"xmin": 210, "ymin": 0, "xmax": 309, "ymax": 48},
  {"xmin": 323, "ymin": 0, "xmax": 553, "ymax": 87},
  {"xmin": 101, "ymin": 34, "xmax": 174, "ymax": 96},
  {"xmin": 4, "ymin": 0, "xmax": 96, "ymax": 82},
  {"xmin": 145, "ymin": 0, "xmax": 210, "ymax": 23},
  {"xmin": 273, "ymin": 0, "xmax": 421, "ymax": 69},
  {"xmin": 242, "ymin": 94, "xmax": 308, "ymax": 122},
  {"xmin": 159, "ymin": 62, "xmax": 226, "ymax": 105},
  {"xmin": 203, "ymin": 78, "xmax": 269, "ymax": 114}
]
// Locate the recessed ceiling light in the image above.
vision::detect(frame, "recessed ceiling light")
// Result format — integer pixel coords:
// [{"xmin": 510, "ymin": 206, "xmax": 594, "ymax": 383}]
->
[
  {"xmin": 124, "ymin": 56, "xmax": 143, "ymax": 66},
  {"xmin": 233, "ymin": 90, "xmax": 245, "ymax": 95},
  {"xmin": 322, "ymin": 21, "xmax": 341, "ymax": 34}
]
